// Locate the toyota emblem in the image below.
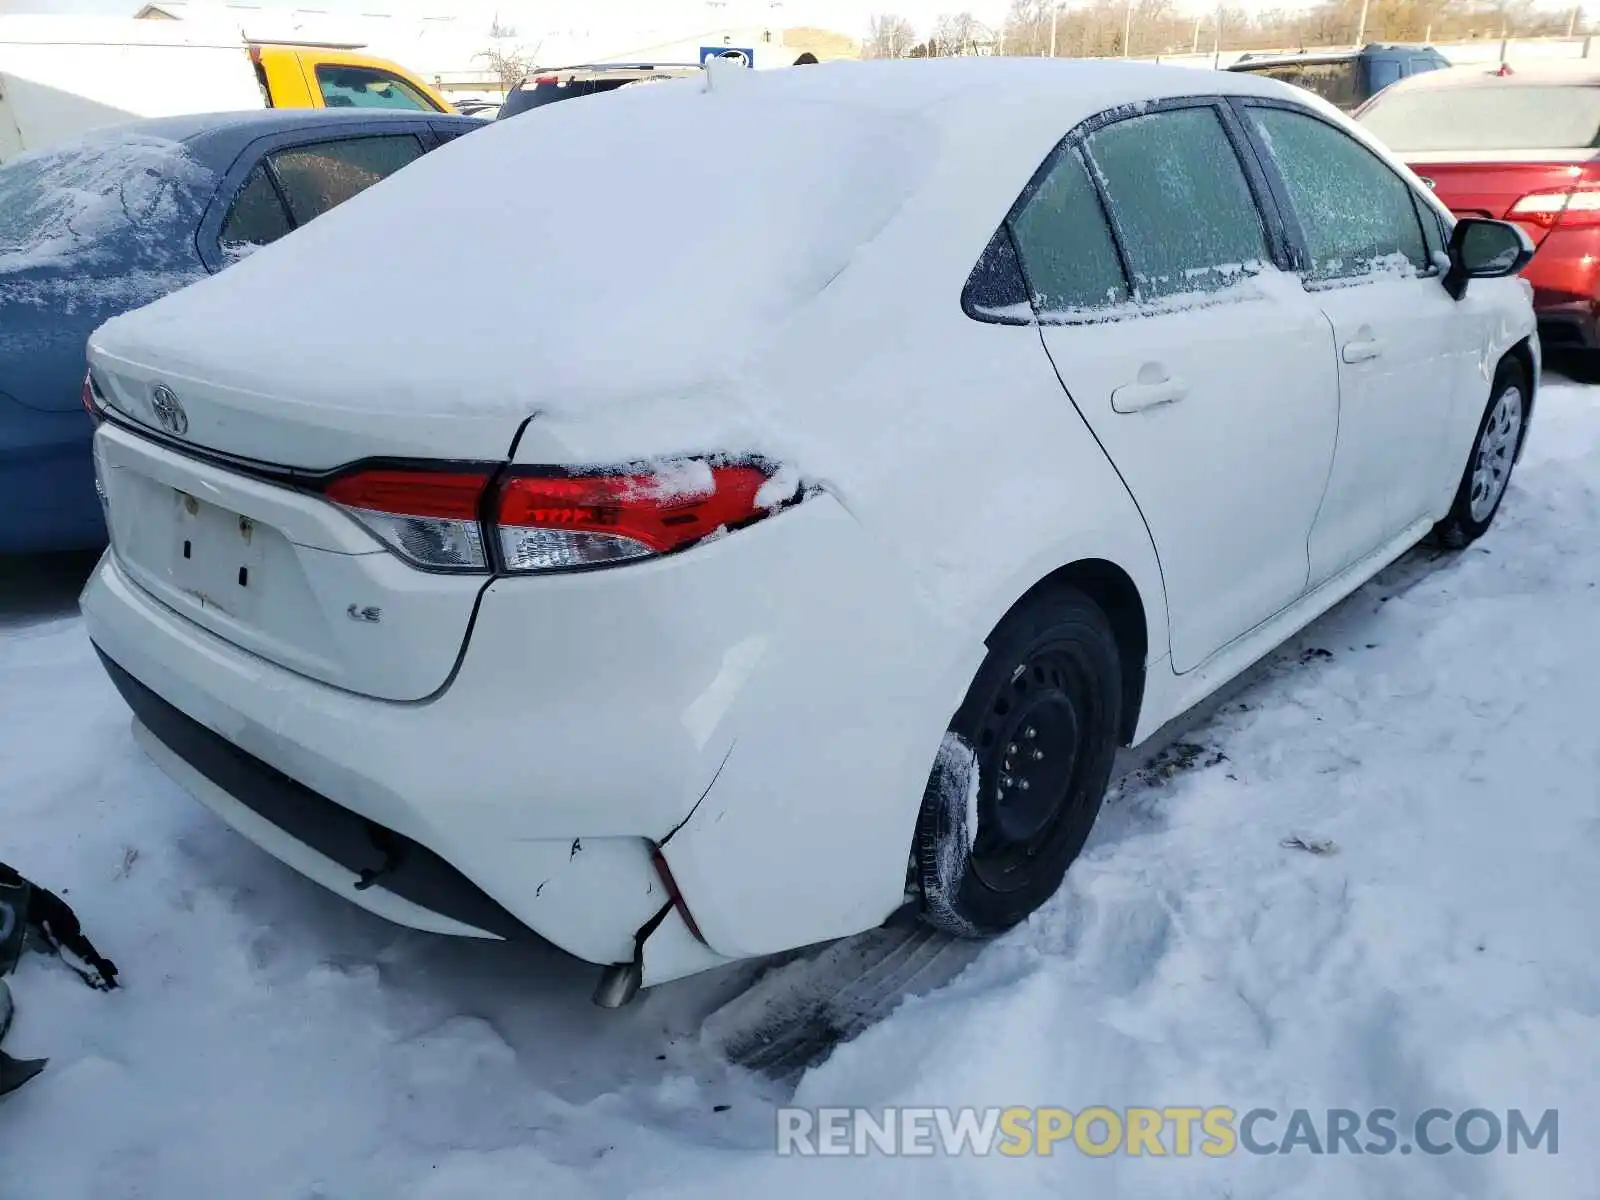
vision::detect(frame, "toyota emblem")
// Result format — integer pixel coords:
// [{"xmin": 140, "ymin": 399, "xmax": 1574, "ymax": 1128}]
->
[{"xmin": 150, "ymin": 384, "xmax": 188, "ymax": 436}]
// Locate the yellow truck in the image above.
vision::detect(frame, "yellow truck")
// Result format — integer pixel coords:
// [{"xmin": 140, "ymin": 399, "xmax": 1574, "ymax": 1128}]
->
[
  {"xmin": 250, "ymin": 42, "xmax": 455, "ymax": 115},
  {"xmin": 0, "ymin": 16, "xmax": 453, "ymax": 162}
]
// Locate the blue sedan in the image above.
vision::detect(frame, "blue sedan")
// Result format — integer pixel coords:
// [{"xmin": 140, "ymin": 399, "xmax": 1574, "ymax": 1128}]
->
[{"xmin": 0, "ymin": 109, "xmax": 480, "ymax": 554}]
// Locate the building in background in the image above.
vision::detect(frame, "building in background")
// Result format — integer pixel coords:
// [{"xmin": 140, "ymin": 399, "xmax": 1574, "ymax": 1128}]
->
[{"xmin": 129, "ymin": 1, "xmax": 856, "ymax": 97}]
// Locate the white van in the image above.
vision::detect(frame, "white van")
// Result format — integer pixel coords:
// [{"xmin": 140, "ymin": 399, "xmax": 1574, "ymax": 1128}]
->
[{"xmin": 0, "ymin": 16, "xmax": 264, "ymax": 163}]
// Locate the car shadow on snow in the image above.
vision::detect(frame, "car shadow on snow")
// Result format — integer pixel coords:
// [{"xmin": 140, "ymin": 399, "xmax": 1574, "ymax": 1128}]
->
[{"xmin": 0, "ymin": 550, "xmax": 101, "ymax": 630}]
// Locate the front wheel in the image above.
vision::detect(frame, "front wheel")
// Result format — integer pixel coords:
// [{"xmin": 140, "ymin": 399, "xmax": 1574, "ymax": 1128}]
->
[
  {"xmin": 914, "ymin": 586, "xmax": 1122, "ymax": 938},
  {"xmin": 1433, "ymin": 359, "xmax": 1527, "ymax": 549}
]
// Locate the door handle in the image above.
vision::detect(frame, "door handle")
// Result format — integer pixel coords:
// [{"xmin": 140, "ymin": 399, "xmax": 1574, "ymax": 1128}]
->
[
  {"xmin": 1342, "ymin": 337, "xmax": 1385, "ymax": 363},
  {"xmin": 1111, "ymin": 376, "xmax": 1188, "ymax": 413}
]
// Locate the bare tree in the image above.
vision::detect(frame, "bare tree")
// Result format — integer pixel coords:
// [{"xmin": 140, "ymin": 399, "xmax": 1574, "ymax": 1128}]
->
[
  {"xmin": 994, "ymin": 0, "xmax": 1575, "ymax": 60},
  {"xmin": 478, "ymin": 40, "xmax": 538, "ymax": 93},
  {"xmin": 933, "ymin": 11, "xmax": 984, "ymax": 55},
  {"xmin": 864, "ymin": 13, "xmax": 919, "ymax": 59},
  {"xmin": 1002, "ymin": 0, "xmax": 1061, "ymax": 57}
]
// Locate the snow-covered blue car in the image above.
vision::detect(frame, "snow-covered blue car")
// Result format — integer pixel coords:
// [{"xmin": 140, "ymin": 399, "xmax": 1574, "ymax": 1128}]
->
[{"xmin": 0, "ymin": 108, "xmax": 479, "ymax": 554}]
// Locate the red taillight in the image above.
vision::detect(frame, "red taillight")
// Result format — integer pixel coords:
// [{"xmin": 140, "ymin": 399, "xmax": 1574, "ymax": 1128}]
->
[
  {"xmin": 533, "ymin": 74, "xmax": 559, "ymax": 84},
  {"xmin": 495, "ymin": 462, "xmax": 774, "ymax": 572},
  {"xmin": 324, "ymin": 470, "xmax": 489, "ymax": 521},
  {"xmin": 1509, "ymin": 186, "xmax": 1600, "ymax": 230},
  {"xmin": 321, "ymin": 459, "xmax": 786, "ymax": 574},
  {"xmin": 82, "ymin": 370, "xmax": 100, "ymax": 422},
  {"xmin": 1508, "ymin": 163, "xmax": 1600, "ymax": 231},
  {"xmin": 323, "ymin": 468, "xmax": 491, "ymax": 571}
]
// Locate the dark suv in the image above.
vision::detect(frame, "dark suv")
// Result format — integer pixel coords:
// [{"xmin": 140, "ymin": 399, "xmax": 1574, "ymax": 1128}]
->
[
  {"xmin": 497, "ymin": 63, "xmax": 704, "ymax": 119},
  {"xmin": 1228, "ymin": 43, "xmax": 1450, "ymax": 111}
]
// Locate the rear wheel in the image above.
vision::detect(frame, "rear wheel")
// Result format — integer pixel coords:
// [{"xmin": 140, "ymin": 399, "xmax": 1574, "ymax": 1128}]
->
[
  {"xmin": 1433, "ymin": 359, "xmax": 1527, "ymax": 549},
  {"xmin": 914, "ymin": 586, "xmax": 1122, "ymax": 938}
]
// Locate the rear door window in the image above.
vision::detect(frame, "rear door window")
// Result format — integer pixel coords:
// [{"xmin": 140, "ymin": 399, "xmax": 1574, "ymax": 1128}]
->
[
  {"xmin": 218, "ymin": 162, "xmax": 292, "ymax": 258},
  {"xmin": 1008, "ymin": 148, "xmax": 1129, "ymax": 314},
  {"xmin": 315, "ymin": 65, "xmax": 438, "ymax": 112},
  {"xmin": 1082, "ymin": 105, "xmax": 1270, "ymax": 300},
  {"xmin": 267, "ymin": 134, "xmax": 425, "ymax": 225},
  {"xmin": 1247, "ymin": 105, "xmax": 1429, "ymax": 280}
]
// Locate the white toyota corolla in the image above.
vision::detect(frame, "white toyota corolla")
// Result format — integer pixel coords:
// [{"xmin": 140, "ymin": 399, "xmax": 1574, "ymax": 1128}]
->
[{"xmin": 81, "ymin": 58, "xmax": 1537, "ymax": 1004}]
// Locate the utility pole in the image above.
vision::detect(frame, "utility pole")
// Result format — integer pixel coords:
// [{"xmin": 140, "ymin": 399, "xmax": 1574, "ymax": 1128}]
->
[
  {"xmin": 1123, "ymin": 0, "xmax": 1133, "ymax": 56},
  {"xmin": 1212, "ymin": 1, "xmax": 1222, "ymax": 67},
  {"xmin": 1049, "ymin": 3, "xmax": 1058, "ymax": 58},
  {"xmin": 1192, "ymin": 14, "xmax": 1201, "ymax": 54},
  {"xmin": 1355, "ymin": 0, "xmax": 1369, "ymax": 46}
]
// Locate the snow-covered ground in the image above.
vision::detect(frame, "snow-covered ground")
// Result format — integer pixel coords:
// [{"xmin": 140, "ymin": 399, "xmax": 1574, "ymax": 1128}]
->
[{"xmin": 3, "ymin": 376, "xmax": 1599, "ymax": 1199}]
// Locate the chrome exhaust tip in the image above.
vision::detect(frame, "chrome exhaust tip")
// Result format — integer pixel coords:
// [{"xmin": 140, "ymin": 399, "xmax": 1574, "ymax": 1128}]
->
[{"xmin": 593, "ymin": 960, "xmax": 643, "ymax": 1009}]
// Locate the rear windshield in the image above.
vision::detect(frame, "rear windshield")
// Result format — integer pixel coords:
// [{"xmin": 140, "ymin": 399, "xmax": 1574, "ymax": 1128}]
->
[
  {"xmin": 1361, "ymin": 84, "xmax": 1600, "ymax": 151},
  {"xmin": 1235, "ymin": 59, "xmax": 1359, "ymax": 109},
  {"xmin": 0, "ymin": 135, "xmax": 211, "ymax": 268},
  {"xmin": 498, "ymin": 78, "xmax": 630, "ymax": 119}
]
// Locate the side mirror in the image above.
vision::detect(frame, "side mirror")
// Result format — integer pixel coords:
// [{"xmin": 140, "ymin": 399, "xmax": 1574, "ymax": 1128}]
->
[{"xmin": 1443, "ymin": 217, "xmax": 1534, "ymax": 301}]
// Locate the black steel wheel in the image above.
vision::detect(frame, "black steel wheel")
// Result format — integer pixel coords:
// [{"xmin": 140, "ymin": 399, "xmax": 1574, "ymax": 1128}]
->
[{"xmin": 915, "ymin": 585, "xmax": 1122, "ymax": 937}]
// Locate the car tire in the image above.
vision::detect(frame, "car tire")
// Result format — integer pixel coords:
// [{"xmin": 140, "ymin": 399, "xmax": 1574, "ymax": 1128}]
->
[
  {"xmin": 1432, "ymin": 358, "xmax": 1528, "ymax": 550},
  {"xmin": 914, "ymin": 585, "xmax": 1122, "ymax": 938}
]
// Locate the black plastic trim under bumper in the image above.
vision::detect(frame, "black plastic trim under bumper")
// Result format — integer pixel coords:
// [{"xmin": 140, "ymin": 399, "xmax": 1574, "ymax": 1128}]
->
[{"xmin": 95, "ymin": 646, "xmax": 529, "ymax": 942}]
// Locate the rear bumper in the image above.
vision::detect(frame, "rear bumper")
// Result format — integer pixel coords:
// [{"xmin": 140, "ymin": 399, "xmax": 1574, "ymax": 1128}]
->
[
  {"xmin": 99, "ymin": 649, "xmax": 527, "ymax": 942},
  {"xmin": 1534, "ymin": 301, "xmax": 1600, "ymax": 350},
  {"xmin": 82, "ymin": 488, "xmax": 972, "ymax": 981},
  {"xmin": 0, "ymin": 395, "xmax": 103, "ymax": 554},
  {"xmin": 1523, "ymin": 227, "xmax": 1600, "ymax": 349}
]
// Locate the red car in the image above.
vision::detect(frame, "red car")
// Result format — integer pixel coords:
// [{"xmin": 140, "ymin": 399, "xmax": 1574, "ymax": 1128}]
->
[{"xmin": 1359, "ymin": 63, "xmax": 1600, "ymax": 362}]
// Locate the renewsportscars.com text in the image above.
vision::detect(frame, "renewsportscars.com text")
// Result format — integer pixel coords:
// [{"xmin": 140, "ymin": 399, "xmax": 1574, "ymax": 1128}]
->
[{"xmin": 775, "ymin": 1106, "xmax": 1559, "ymax": 1158}]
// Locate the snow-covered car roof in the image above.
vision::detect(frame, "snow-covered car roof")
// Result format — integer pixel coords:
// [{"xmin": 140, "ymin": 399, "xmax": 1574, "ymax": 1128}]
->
[
  {"xmin": 89, "ymin": 58, "xmax": 1332, "ymax": 413},
  {"xmin": 1371, "ymin": 60, "xmax": 1600, "ymax": 96}
]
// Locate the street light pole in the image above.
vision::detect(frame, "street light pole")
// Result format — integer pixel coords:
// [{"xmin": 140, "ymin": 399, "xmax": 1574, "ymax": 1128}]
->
[
  {"xmin": 1049, "ymin": 4, "xmax": 1058, "ymax": 58},
  {"xmin": 1355, "ymin": 0, "xmax": 1370, "ymax": 46},
  {"xmin": 1123, "ymin": 0, "xmax": 1133, "ymax": 56}
]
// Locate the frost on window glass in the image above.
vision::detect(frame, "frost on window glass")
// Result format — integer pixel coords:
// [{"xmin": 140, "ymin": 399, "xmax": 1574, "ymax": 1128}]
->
[
  {"xmin": 268, "ymin": 135, "xmax": 425, "ymax": 226},
  {"xmin": 0, "ymin": 135, "xmax": 213, "ymax": 270},
  {"xmin": 219, "ymin": 163, "xmax": 292, "ymax": 258},
  {"xmin": 1008, "ymin": 147, "xmax": 1129, "ymax": 315},
  {"xmin": 962, "ymin": 223, "xmax": 1033, "ymax": 321},
  {"xmin": 1249, "ymin": 107, "xmax": 1428, "ymax": 283},
  {"xmin": 1084, "ymin": 107, "xmax": 1269, "ymax": 301}
]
